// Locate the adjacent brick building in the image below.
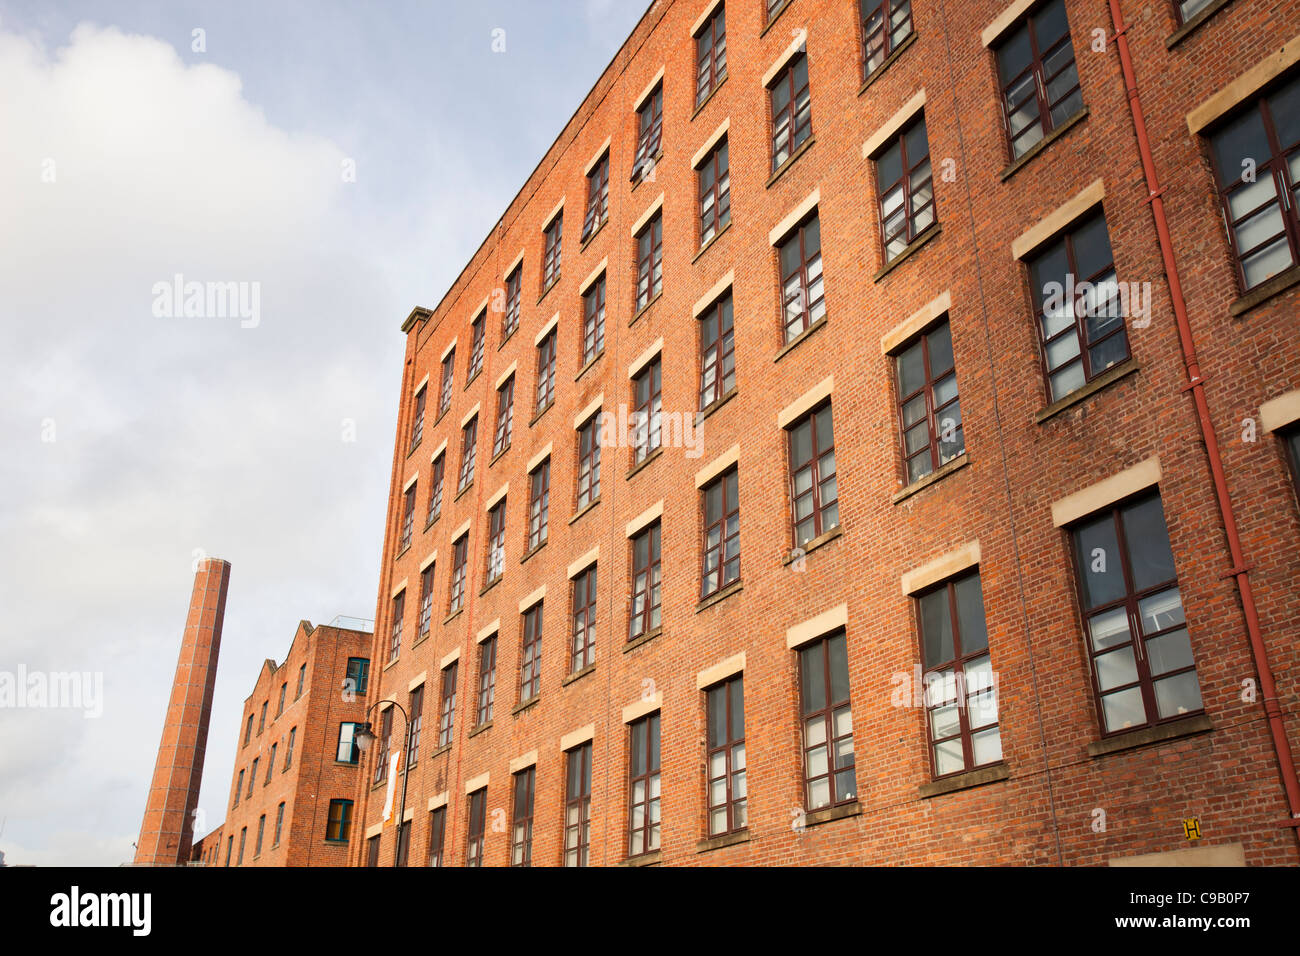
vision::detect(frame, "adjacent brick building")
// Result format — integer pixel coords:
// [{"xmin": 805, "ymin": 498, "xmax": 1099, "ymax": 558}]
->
[
  {"xmin": 352, "ymin": 0, "xmax": 1300, "ymax": 867},
  {"xmin": 191, "ymin": 620, "xmax": 372, "ymax": 866}
]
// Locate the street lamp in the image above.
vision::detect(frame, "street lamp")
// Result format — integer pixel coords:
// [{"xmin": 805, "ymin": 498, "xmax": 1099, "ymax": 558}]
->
[{"xmin": 355, "ymin": 701, "xmax": 412, "ymax": 867}]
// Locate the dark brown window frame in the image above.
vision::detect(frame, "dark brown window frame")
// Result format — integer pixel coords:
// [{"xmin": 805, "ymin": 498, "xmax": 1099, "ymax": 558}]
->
[
  {"xmin": 389, "ymin": 590, "xmax": 404, "ymax": 664},
  {"xmin": 466, "ymin": 788, "xmax": 487, "ymax": 867},
  {"xmin": 535, "ymin": 328, "xmax": 557, "ymax": 413},
  {"xmin": 374, "ymin": 708, "xmax": 392, "ymax": 785},
  {"xmin": 582, "ymin": 152, "xmax": 610, "ymax": 242},
  {"xmin": 787, "ymin": 401, "xmax": 839, "ymax": 547},
  {"xmin": 503, "ymin": 265, "xmax": 522, "ymax": 339},
  {"xmin": 698, "ymin": 292, "xmax": 735, "ymax": 409},
  {"xmin": 418, "ymin": 563, "xmax": 434, "ymax": 640},
  {"xmin": 571, "ymin": 564, "xmax": 597, "ymax": 673},
  {"xmin": 632, "ymin": 84, "xmax": 664, "ymax": 182},
  {"xmin": 458, "ymin": 415, "xmax": 478, "ymax": 493},
  {"xmin": 408, "ymin": 685, "xmax": 424, "ymax": 768},
  {"xmin": 493, "ymin": 375, "xmax": 514, "ymax": 457},
  {"xmin": 627, "ymin": 711, "xmax": 661, "ymax": 857},
  {"xmin": 467, "ymin": 313, "xmax": 486, "ymax": 381},
  {"xmin": 777, "ymin": 212, "xmax": 825, "ymax": 344},
  {"xmin": 875, "ymin": 114, "xmax": 934, "ymax": 263},
  {"xmin": 486, "ymin": 498, "xmax": 506, "ymax": 584},
  {"xmin": 705, "ymin": 675, "xmax": 746, "ymax": 836},
  {"xmin": 861, "ymin": 0, "xmax": 914, "ymax": 82},
  {"xmin": 695, "ymin": 4, "xmax": 727, "ymax": 109},
  {"xmin": 628, "ymin": 521, "xmax": 662, "ymax": 640},
  {"xmin": 520, "ymin": 601, "xmax": 543, "ymax": 702},
  {"xmin": 438, "ymin": 349, "xmax": 455, "ymax": 417},
  {"xmin": 427, "ymin": 452, "xmax": 445, "ymax": 524},
  {"xmin": 437, "ymin": 661, "xmax": 457, "ymax": 749},
  {"xmin": 475, "ymin": 634, "xmax": 497, "ymax": 726},
  {"xmin": 511, "ymin": 766, "xmax": 536, "ymax": 867},
  {"xmin": 427, "ymin": 806, "xmax": 446, "ymax": 867},
  {"xmin": 994, "ymin": 0, "xmax": 1083, "ymax": 161},
  {"xmin": 410, "ymin": 384, "xmax": 426, "ymax": 449},
  {"xmin": 582, "ymin": 274, "xmax": 607, "ymax": 363},
  {"xmin": 893, "ymin": 317, "xmax": 964, "ymax": 485},
  {"xmin": 635, "ymin": 213, "xmax": 663, "ymax": 312},
  {"xmin": 542, "ymin": 213, "xmax": 563, "ymax": 290},
  {"xmin": 769, "ymin": 53, "xmax": 811, "ymax": 173},
  {"xmin": 564, "ymin": 742, "xmax": 592, "ymax": 867},
  {"xmin": 699, "ymin": 137, "xmax": 731, "ymax": 247},
  {"xmin": 527, "ymin": 458, "xmax": 550, "ymax": 552},
  {"xmin": 797, "ymin": 629, "xmax": 856, "ymax": 811},
  {"xmin": 631, "ymin": 357, "xmax": 662, "ymax": 464},
  {"xmin": 399, "ymin": 482, "xmax": 416, "ymax": 552},
  {"xmin": 449, "ymin": 534, "xmax": 468, "ymax": 614},
  {"xmin": 576, "ymin": 414, "xmax": 601, "ymax": 509},
  {"xmin": 701, "ymin": 466, "xmax": 740, "ymax": 599}
]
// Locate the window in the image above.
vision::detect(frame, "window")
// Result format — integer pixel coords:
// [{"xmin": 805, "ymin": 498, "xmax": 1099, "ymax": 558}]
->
[
  {"xmin": 346, "ymin": 658, "xmax": 369, "ymax": 697},
  {"xmin": 527, "ymin": 459, "xmax": 550, "ymax": 551},
  {"xmin": 276, "ymin": 682, "xmax": 286, "ymax": 717},
  {"xmin": 582, "ymin": 274, "xmax": 606, "ymax": 363},
  {"xmin": 410, "ymin": 384, "xmax": 427, "ymax": 449},
  {"xmin": 778, "ymin": 213, "xmax": 825, "ymax": 343},
  {"xmin": 1027, "ymin": 211, "xmax": 1129, "ymax": 401},
  {"xmin": 627, "ymin": 712, "xmax": 661, "ymax": 857},
  {"xmin": 389, "ymin": 589, "xmax": 404, "ymax": 664},
  {"xmin": 917, "ymin": 571, "xmax": 1000, "ymax": 777},
  {"xmin": 395, "ymin": 821, "xmax": 410, "ymax": 868},
  {"xmin": 399, "ymin": 482, "xmax": 416, "ymax": 552},
  {"xmin": 437, "ymin": 662, "xmax": 458, "ymax": 748},
  {"xmin": 337, "ymin": 722, "xmax": 361, "ymax": 764},
  {"xmin": 511, "ymin": 767, "xmax": 535, "ymax": 866},
  {"xmin": 234, "ymin": 769, "xmax": 244, "ymax": 807},
  {"xmin": 631, "ymin": 357, "xmax": 661, "ymax": 463},
  {"xmin": 266, "ymin": 745, "xmax": 276, "ymax": 782},
  {"xmin": 258, "ymin": 701, "xmax": 267, "ymax": 733},
  {"xmin": 225, "ymin": 835, "xmax": 233, "ymax": 867},
  {"xmin": 244, "ymin": 714, "xmax": 253, "ymax": 746},
  {"xmin": 418, "ymin": 564, "xmax": 434, "ymax": 640},
  {"xmin": 284, "ymin": 727, "xmax": 295, "ymax": 769},
  {"xmin": 296, "ymin": 663, "xmax": 305, "ymax": 699},
  {"xmin": 995, "ymin": 0, "xmax": 1082, "ymax": 160},
  {"xmin": 486, "ymin": 500, "xmax": 506, "ymax": 583},
  {"xmin": 701, "ymin": 467, "xmax": 740, "ymax": 598},
  {"xmin": 628, "ymin": 522, "xmax": 662, "ymax": 640},
  {"xmin": 798, "ymin": 630, "xmax": 856, "ymax": 811},
  {"xmin": 706, "ymin": 675, "xmax": 746, "ymax": 836},
  {"xmin": 632, "ymin": 84, "xmax": 663, "ymax": 182},
  {"xmin": 894, "ymin": 318, "xmax": 964, "ymax": 484},
  {"xmin": 493, "ymin": 375, "xmax": 514, "ymax": 457},
  {"xmin": 695, "ymin": 4, "xmax": 727, "ymax": 108},
  {"xmin": 503, "ymin": 265, "xmax": 522, "ymax": 339},
  {"xmin": 255, "ymin": 815, "xmax": 266, "ymax": 857},
  {"xmin": 237, "ymin": 827, "xmax": 246, "ymax": 866},
  {"xmin": 1072, "ymin": 493, "xmax": 1203, "ymax": 735},
  {"xmin": 438, "ymin": 348, "xmax": 455, "ymax": 418},
  {"xmin": 576, "ymin": 415, "xmax": 601, "ymax": 509},
  {"xmin": 1176, "ymin": 0, "xmax": 1214, "ymax": 24},
  {"xmin": 248, "ymin": 759, "xmax": 258, "ymax": 796},
  {"xmin": 788, "ymin": 402, "xmax": 839, "ymax": 546},
  {"xmin": 408, "ymin": 686, "xmax": 424, "ymax": 767},
  {"xmin": 468, "ymin": 312, "xmax": 485, "ymax": 382},
  {"xmin": 535, "ymin": 329, "xmax": 557, "ymax": 412},
  {"xmin": 374, "ymin": 708, "xmax": 392, "ymax": 785},
  {"xmin": 582, "ymin": 153, "xmax": 610, "ymax": 241},
  {"xmin": 699, "ymin": 293, "xmax": 735, "ymax": 409},
  {"xmin": 1207, "ymin": 75, "xmax": 1300, "ymax": 291},
  {"xmin": 449, "ymin": 534, "xmax": 468, "ymax": 613},
  {"xmin": 767, "ymin": 0, "xmax": 789, "ymax": 22},
  {"xmin": 466, "ymin": 788, "xmax": 487, "ymax": 867},
  {"xmin": 458, "ymin": 416, "xmax": 478, "ymax": 492},
  {"xmin": 571, "ymin": 564, "xmax": 597, "ymax": 672},
  {"xmin": 428, "ymin": 452, "xmax": 445, "ymax": 524},
  {"xmin": 861, "ymin": 0, "xmax": 913, "ymax": 80},
  {"xmin": 699, "ymin": 138, "xmax": 730, "ymax": 246},
  {"xmin": 635, "ymin": 214, "xmax": 663, "ymax": 311},
  {"xmin": 876, "ymin": 114, "xmax": 934, "ymax": 262},
  {"xmin": 1285, "ymin": 428, "xmax": 1300, "ymax": 503},
  {"xmin": 365, "ymin": 835, "xmax": 380, "ymax": 867},
  {"xmin": 427, "ymin": 806, "xmax": 446, "ymax": 867},
  {"xmin": 520, "ymin": 602, "xmax": 543, "ymax": 702},
  {"xmin": 542, "ymin": 213, "xmax": 563, "ymax": 290},
  {"xmin": 476, "ymin": 635, "xmax": 497, "ymax": 726},
  {"xmin": 770, "ymin": 54, "xmax": 811, "ymax": 173},
  {"xmin": 564, "ymin": 742, "xmax": 592, "ymax": 867}
]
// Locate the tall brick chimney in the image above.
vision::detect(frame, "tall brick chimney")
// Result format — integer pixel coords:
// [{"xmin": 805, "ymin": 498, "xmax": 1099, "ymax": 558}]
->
[{"xmin": 134, "ymin": 558, "xmax": 231, "ymax": 865}]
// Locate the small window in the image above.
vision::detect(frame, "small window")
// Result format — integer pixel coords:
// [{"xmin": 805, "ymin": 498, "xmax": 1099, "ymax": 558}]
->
[
  {"xmin": 631, "ymin": 357, "xmax": 662, "ymax": 464},
  {"xmin": 418, "ymin": 563, "xmax": 435, "ymax": 640},
  {"xmin": 701, "ymin": 467, "xmax": 740, "ymax": 599},
  {"xmin": 248, "ymin": 759, "xmax": 258, "ymax": 796},
  {"xmin": 296, "ymin": 663, "xmax": 306, "ymax": 699},
  {"xmin": 511, "ymin": 767, "xmax": 536, "ymax": 867},
  {"xmin": 1026, "ymin": 211, "xmax": 1129, "ymax": 402},
  {"xmin": 699, "ymin": 138, "xmax": 731, "ymax": 246},
  {"xmin": 395, "ymin": 821, "xmax": 410, "ymax": 868},
  {"xmin": 766, "ymin": 0, "xmax": 789, "ymax": 22},
  {"xmin": 365, "ymin": 834, "xmax": 380, "ymax": 867},
  {"xmin": 632, "ymin": 84, "xmax": 664, "ymax": 182},
  {"xmin": 458, "ymin": 416, "xmax": 478, "ymax": 493},
  {"xmin": 861, "ymin": 0, "xmax": 913, "ymax": 80},
  {"xmin": 535, "ymin": 328, "xmax": 557, "ymax": 413},
  {"xmin": 346, "ymin": 657, "xmax": 370, "ymax": 695},
  {"xmin": 627, "ymin": 712, "xmax": 661, "ymax": 857},
  {"xmin": 571, "ymin": 564, "xmax": 597, "ymax": 672},
  {"xmin": 437, "ymin": 661, "xmax": 458, "ymax": 748},
  {"xmin": 629, "ymin": 522, "xmax": 662, "ymax": 640},
  {"xmin": 875, "ymin": 114, "xmax": 934, "ymax": 262},
  {"xmin": 542, "ymin": 213, "xmax": 563, "ymax": 290},
  {"xmin": 410, "ymin": 384, "xmax": 427, "ymax": 449},
  {"xmin": 503, "ymin": 265, "xmax": 522, "ymax": 339},
  {"xmin": 284, "ymin": 727, "xmax": 295, "ymax": 768},
  {"xmin": 467, "ymin": 312, "xmax": 486, "ymax": 382},
  {"xmin": 237, "ymin": 827, "xmax": 247, "ymax": 866},
  {"xmin": 635, "ymin": 214, "xmax": 663, "ymax": 313},
  {"xmin": 389, "ymin": 589, "xmax": 404, "ymax": 664},
  {"xmin": 695, "ymin": 4, "xmax": 727, "ymax": 108},
  {"xmin": 466, "ymin": 788, "xmax": 487, "ymax": 867},
  {"xmin": 493, "ymin": 375, "xmax": 515, "ymax": 457},
  {"xmin": 225, "ymin": 835, "xmax": 233, "ymax": 867},
  {"xmin": 564, "ymin": 742, "xmax": 593, "ymax": 867},
  {"xmin": 917, "ymin": 571, "xmax": 1000, "ymax": 778},
  {"xmin": 769, "ymin": 54, "xmax": 811, "ymax": 173},
  {"xmin": 476, "ymin": 635, "xmax": 497, "ymax": 726},
  {"xmin": 1284, "ymin": 428, "xmax": 1300, "ymax": 503},
  {"xmin": 438, "ymin": 348, "xmax": 455, "ymax": 417},
  {"xmin": 778, "ymin": 213, "xmax": 825, "ymax": 343},
  {"xmin": 336, "ymin": 722, "xmax": 361, "ymax": 764},
  {"xmin": 276, "ymin": 682, "xmax": 286, "ymax": 717},
  {"xmin": 266, "ymin": 745, "xmax": 276, "ymax": 783},
  {"xmin": 705, "ymin": 675, "xmax": 746, "ymax": 836},
  {"xmin": 427, "ymin": 452, "xmax": 445, "ymax": 525},
  {"xmin": 520, "ymin": 601, "xmax": 543, "ymax": 703},
  {"xmin": 373, "ymin": 709, "xmax": 392, "ymax": 785},
  {"xmin": 449, "ymin": 534, "xmax": 468, "ymax": 614},
  {"xmin": 576, "ymin": 414, "xmax": 601, "ymax": 509},
  {"xmin": 427, "ymin": 806, "xmax": 446, "ymax": 867},
  {"xmin": 787, "ymin": 401, "xmax": 839, "ymax": 546},
  {"xmin": 527, "ymin": 459, "xmax": 550, "ymax": 552},
  {"xmin": 894, "ymin": 318, "xmax": 964, "ymax": 484},
  {"xmin": 244, "ymin": 714, "xmax": 253, "ymax": 746},
  {"xmin": 582, "ymin": 153, "xmax": 610, "ymax": 241},
  {"xmin": 486, "ymin": 499, "xmax": 507, "ymax": 584},
  {"xmin": 234, "ymin": 769, "xmax": 244, "ymax": 807},
  {"xmin": 582, "ymin": 274, "xmax": 606, "ymax": 364},
  {"xmin": 798, "ymin": 630, "xmax": 856, "ymax": 811},
  {"xmin": 994, "ymin": 0, "xmax": 1082, "ymax": 160},
  {"xmin": 258, "ymin": 701, "xmax": 267, "ymax": 733},
  {"xmin": 399, "ymin": 482, "xmax": 416, "ymax": 552},
  {"xmin": 698, "ymin": 292, "xmax": 735, "ymax": 409},
  {"xmin": 255, "ymin": 815, "xmax": 266, "ymax": 857},
  {"xmin": 1175, "ymin": 0, "xmax": 1214, "ymax": 24}
]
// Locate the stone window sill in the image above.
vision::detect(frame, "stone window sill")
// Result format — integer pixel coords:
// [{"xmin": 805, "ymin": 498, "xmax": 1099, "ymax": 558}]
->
[
  {"xmin": 333, "ymin": 761, "xmax": 359, "ymax": 769},
  {"xmin": 434, "ymin": 408, "xmax": 449, "ymax": 427},
  {"xmin": 529, "ymin": 401, "xmax": 553, "ymax": 427},
  {"xmin": 766, "ymin": 135, "xmax": 815, "ymax": 190},
  {"xmin": 783, "ymin": 524, "xmax": 842, "ymax": 566},
  {"xmin": 479, "ymin": 575, "xmax": 502, "ymax": 598},
  {"xmin": 620, "ymin": 849, "xmax": 662, "ymax": 867},
  {"xmin": 692, "ymin": 221, "xmax": 732, "ymax": 264},
  {"xmin": 1000, "ymin": 109, "xmax": 1089, "ymax": 182},
  {"xmin": 464, "ymin": 369, "xmax": 481, "ymax": 391},
  {"xmin": 536, "ymin": 276, "xmax": 559, "ymax": 307},
  {"xmin": 394, "ymin": 544, "xmax": 410, "ymax": 562},
  {"xmin": 698, "ymin": 387, "xmax": 738, "ymax": 424},
  {"xmin": 574, "ymin": 349, "xmax": 605, "ymax": 382},
  {"xmin": 627, "ymin": 446, "xmax": 663, "ymax": 480},
  {"xmin": 892, "ymin": 454, "xmax": 970, "ymax": 505},
  {"xmin": 382, "ymin": 655, "xmax": 400, "ymax": 671},
  {"xmin": 406, "ymin": 437, "xmax": 421, "ymax": 459},
  {"xmin": 1034, "ymin": 360, "xmax": 1140, "ymax": 424},
  {"xmin": 690, "ymin": 74, "xmax": 727, "ymax": 121},
  {"xmin": 429, "ymin": 743, "xmax": 452, "ymax": 759},
  {"xmin": 489, "ymin": 444, "xmax": 510, "ymax": 468},
  {"xmin": 453, "ymin": 480, "xmax": 474, "ymax": 503},
  {"xmin": 1167, "ymin": 0, "xmax": 1236, "ymax": 48},
  {"xmin": 1087, "ymin": 713, "xmax": 1213, "ymax": 758},
  {"xmin": 630, "ymin": 149, "xmax": 664, "ymax": 193},
  {"xmin": 580, "ymin": 217, "xmax": 608, "ymax": 253},
  {"xmin": 498, "ymin": 326, "xmax": 517, "ymax": 351},
  {"xmin": 760, "ymin": 0, "xmax": 793, "ymax": 37},
  {"xmin": 424, "ymin": 514, "xmax": 440, "ymax": 533},
  {"xmin": 774, "ymin": 315, "xmax": 827, "ymax": 363},
  {"xmin": 631, "ymin": 290, "xmax": 663, "ymax": 328},
  {"xmin": 919, "ymin": 762, "xmax": 1010, "ymax": 799},
  {"xmin": 874, "ymin": 223, "xmax": 942, "ymax": 282},
  {"xmin": 858, "ymin": 32, "xmax": 917, "ymax": 96},
  {"xmin": 624, "ymin": 626, "xmax": 662, "ymax": 653},
  {"xmin": 804, "ymin": 801, "xmax": 861, "ymax": 828},
  {"xmin": 1229, "ymin": 264, "xmax": 1300, "ymax": 317},
  {"xmin": 468, "ymin": 721, "xmax": 493, "ymax": 739},
  {"xmin": 562, "ymin": 663, "xmax": 596, "ymax": 688},
  {"xmin": 519, "ymin": 538, "xmax": 547, "ymax": 565},
  {"xmin": 697, "ymin": 579, "xmax": 742, "ymax": 612},
  {"xmin": 442, "ymin": 608, "xmax": 464, "ymax": 626},
  {"xmin": 512, "ymin": 696, "xmax": 539, "ymax": 716},
  {"xmin": 697, "ymin": 830, "xmax": 749, "ymax": 853},
  {"xmin": 569, "ymin": 498, "xmax": 601, "ymax": 525}
]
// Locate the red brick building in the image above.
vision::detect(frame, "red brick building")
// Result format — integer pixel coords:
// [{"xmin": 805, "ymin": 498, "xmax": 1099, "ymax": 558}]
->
[
  {"xmin": 192, "ymin": 620, "xmax": 372, "ymax": 866},
  {"xmin": 352, "ymin": 0, "xmax": 1300, "ymax": 867}
]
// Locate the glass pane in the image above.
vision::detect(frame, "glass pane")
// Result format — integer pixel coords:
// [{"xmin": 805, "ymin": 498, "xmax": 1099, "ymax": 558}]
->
[
  {"xmin": 1154, "ymin": 670, "xmax": 1203, "ymax": 720},
  {"xmin": 996, "ymin": 29, "xmax": 1032, "ymax": 86},
  {"xmin": 902, "ymin": 394, "xmax": 927, "ymax": 428},
  {"xmin": 1029, "ymin": 242, "xmax": 1069, "ymax": 311},
  {"xmin": 919, "ymin": 588, "xmax": 954, "ymax": 668},
  {"xmin": 954, "ymin": 575, "xmax": 988, "ymax": 654},
  {"xmin": 898, "ymin": 342, "xmax": 925, "ymax": 396},
  {"xmin": 808, "ymin": 777, "xmax": 830, "ymax": 810},
  {"xmin": 1045, "ymin": 330, "xmax": 1081, "ymax": 370},
  {"xmin": 1072, "ymin": 216, "xmax": 1113, "ymax": 279},
  {"xmin": 1095, "ymin": 646, "xmax": 1138, "ymax": 692},
  {"xmin": 1210, "ymin": 109, "xmax": 1270, "ymax": 188},
  {"xmin": 1074, "ymin": 512, "xmax": 1123, "ymax": 610},
  {"xmin": 1241, "ymin": 235, "xmax": 1295, "ymax": 289},
  {"xmin": 1087, "ymin": 606, "xmax": 1131, "ymax": 651},
  {"xmin": 1034, "ymin": 0, "xmax": 1070, "ymax": 47},
  {"xmin": 828, "ymin": 633, "xmax": 850, "ymax": 702},
  {"xmin": 877, "ymin": 141, "xmax": 902, "ymax": 190},
  {"xmin": 731, "ymin": 680, "xmax": 744, "ymax": 738},
  {"xmin": 790, "ymin": 420, "xmax": 812, "ymax": 468},
  {"xmin": 1101, "ymin": 686, "xmax": 1147, "ymax": 733},
  {"xmin": 971, "ymin": 726, "xmax": 1002, "ymax": 766},
  {"xmin": 1121, "ymin": 496, "xmax": 1177, "ymax": 591},
  {"xmin": 933, "ymin": 373, "xmax": 958, "ymax": 407},
  {"xmin": 930, "ymin": 704, "xmax": 961, "ymax": 740},
  {"xmin": 1268, "ymin": 77, "xmax": 1300, "ymax": 147},
  {"xmin": 800, "ymin": 641, "xmax": 825, "ymax": 712},
  {"xmin": 1146, "ymin": 628, "xmax": 1195, "ymax": 677},
  {"xmin": 806, "ymin": 744, "xmax": 828, "ymax": 779},
  {"xmin": 1049, "ymin": 361, "xmax": 1086, "ymax": 400},
  {"xmin": 904, "ymin": 119, "xmax": 929, "ymax": 163},
  {"xmin": 1138, "ymin": 587, "xmax": 1185, "ymax": 635},
  {"xmin": 934, "ymin": 738, "xmax": 964, "ymax": 776}
]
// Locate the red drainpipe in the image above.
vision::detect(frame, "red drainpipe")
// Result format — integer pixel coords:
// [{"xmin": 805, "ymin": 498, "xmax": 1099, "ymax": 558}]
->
[{"xmin": 1106, "ymin": 0, "xmax": 1300, "ymax": 842}]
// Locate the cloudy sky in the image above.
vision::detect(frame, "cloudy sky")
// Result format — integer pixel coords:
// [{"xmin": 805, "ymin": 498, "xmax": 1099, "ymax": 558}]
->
[{"xmin": 0, "ymin": 0, "xmax": 646, "ymax": 866}]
